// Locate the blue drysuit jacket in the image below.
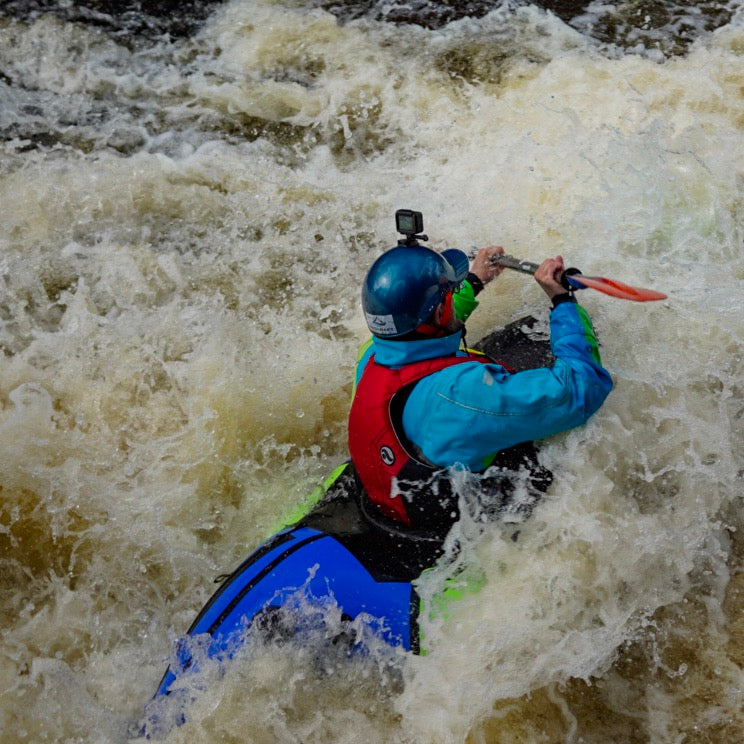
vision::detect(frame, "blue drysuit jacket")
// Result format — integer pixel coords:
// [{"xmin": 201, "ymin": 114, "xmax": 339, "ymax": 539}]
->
[{"xmin": 353, "ymin": 300, "xmax": 613, "ymax": 471}]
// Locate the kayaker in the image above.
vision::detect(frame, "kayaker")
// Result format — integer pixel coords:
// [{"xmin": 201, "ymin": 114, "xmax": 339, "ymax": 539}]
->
[{"xmin": 348, "ymin": 242, "xmax": 613, "ymax": 531}]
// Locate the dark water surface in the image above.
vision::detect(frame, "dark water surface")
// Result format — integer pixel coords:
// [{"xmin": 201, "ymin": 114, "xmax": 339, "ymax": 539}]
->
[{"xmin": 1, "ymin": 0, "xmax": 738, "ymax": 53}]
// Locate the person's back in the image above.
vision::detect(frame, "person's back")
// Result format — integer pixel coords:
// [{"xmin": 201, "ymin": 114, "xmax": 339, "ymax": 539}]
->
[{"xmin": 348, "ymin": 239, "xmax": 612, "ymax": 530}]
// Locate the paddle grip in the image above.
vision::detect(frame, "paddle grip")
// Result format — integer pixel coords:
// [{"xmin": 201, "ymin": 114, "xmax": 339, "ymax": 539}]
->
[{"xmin": 561, "ymin": 267, "xmax": 584, "ymax": 291}]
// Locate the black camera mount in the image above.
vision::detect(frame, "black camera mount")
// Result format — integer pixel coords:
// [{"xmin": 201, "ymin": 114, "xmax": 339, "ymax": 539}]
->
[{"xmin": 395, "ymin": 209, "xmax": 428, "ymax": 246}]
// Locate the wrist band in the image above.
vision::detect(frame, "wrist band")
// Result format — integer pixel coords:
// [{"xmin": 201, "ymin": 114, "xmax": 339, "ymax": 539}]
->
[
  {"xmin": 551, "ymin": 292, "xmax": 577, "ymax": 308},
  {"xmin": 466, "ymin": 272, "xmax": 484, "ymax": 296}
]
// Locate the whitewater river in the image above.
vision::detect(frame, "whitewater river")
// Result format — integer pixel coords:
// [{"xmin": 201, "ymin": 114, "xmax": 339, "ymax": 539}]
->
[{"xmin": 1, "ymin": 1, "xmax": 743, "ymax": 741}]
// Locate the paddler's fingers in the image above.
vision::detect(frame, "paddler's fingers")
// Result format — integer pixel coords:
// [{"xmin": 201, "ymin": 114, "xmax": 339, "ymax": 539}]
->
[
  {"xmin": 471, "ymin": 245, "xmax": 505, "ymax": 285},
  {"xmin": 534, "ymin": 256, "xmax": 566, "ymax": 299}
]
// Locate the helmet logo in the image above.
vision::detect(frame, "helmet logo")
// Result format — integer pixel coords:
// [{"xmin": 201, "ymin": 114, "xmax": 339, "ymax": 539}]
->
[
  {"xmin": 365, "ymin": 312, "xmax": 397, "ymax": 337},
  {"xmin": 380, "ymin": 445, "xmax": 396, "ymax": 466}
]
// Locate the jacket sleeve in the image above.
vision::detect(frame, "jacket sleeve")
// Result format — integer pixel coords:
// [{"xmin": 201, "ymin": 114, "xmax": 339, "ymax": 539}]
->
[{"xmin": 401, "ymin": 302, "xmax": 613, "ymax": 469}]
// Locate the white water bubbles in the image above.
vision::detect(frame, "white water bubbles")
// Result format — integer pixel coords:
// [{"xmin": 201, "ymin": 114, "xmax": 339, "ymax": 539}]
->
[{"xmin": 1, "ymin": 1, "xmax": 743, "ymax": 742}]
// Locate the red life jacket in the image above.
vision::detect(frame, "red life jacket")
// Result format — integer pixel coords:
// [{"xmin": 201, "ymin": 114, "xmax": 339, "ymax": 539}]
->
[{"xmin": 348, "ymin": 350, "xmax": 508, "ymax": 529}]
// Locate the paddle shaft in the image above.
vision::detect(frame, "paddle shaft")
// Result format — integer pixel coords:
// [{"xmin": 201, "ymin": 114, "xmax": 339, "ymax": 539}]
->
[
  {"xmin": 491, "ymin": 254, "xmax": 580, "ymax": 290},
  {"xmin": 491, "ymin": 255, "xmax": 541, "ymax": 274}
]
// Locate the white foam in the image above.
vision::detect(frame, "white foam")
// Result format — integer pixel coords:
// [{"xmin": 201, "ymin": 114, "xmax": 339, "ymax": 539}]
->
[{"xmin": 1, "ymin": 2, "xmax": 743, "ymax": 741}]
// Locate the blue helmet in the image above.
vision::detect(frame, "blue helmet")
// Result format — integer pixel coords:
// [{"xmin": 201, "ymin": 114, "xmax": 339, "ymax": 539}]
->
[{"xmin": 362, "ymin": 245, "xmax": 470, "ymax": 338}]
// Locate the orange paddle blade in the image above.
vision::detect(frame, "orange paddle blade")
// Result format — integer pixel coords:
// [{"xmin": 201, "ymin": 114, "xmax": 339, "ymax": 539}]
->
[{"xmin": 567, "ymin": 274, "xmax": 667, "ymax": 302}]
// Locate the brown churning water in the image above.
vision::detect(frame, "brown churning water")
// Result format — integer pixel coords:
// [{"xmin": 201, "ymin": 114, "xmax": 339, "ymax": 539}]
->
[{"xmin": 1, "ymin": 1, "xmax": 742, "ymax": 741}]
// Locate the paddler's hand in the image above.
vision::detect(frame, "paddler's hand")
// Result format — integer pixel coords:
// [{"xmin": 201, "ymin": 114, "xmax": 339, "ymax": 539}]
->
[
  {"xmin": 534, "ymin": 255, "xmax": 567, "ymax": 299},
  {"xmin": 471, "ymin": 245, "xmax": 505, "ymax": 285}
]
